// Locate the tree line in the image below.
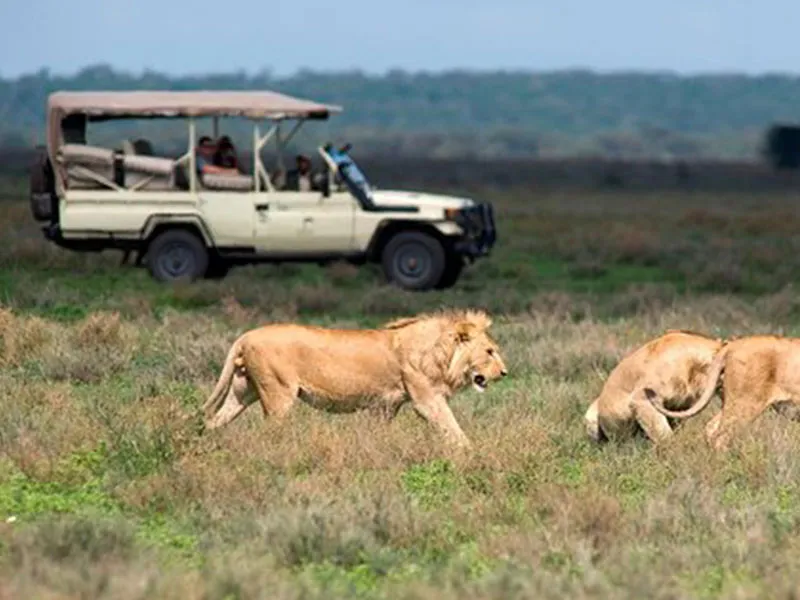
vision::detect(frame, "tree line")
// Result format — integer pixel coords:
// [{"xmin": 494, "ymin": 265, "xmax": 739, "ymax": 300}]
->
[{"xmin": 2, "ymin": 64, "xmax": 800, "ymax": 160}]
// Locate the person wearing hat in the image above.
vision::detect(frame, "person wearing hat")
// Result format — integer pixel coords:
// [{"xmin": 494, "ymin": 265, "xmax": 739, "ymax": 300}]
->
[{"xmin": 285, "ymin": 154, "xmax": 318, "ymax": 191}]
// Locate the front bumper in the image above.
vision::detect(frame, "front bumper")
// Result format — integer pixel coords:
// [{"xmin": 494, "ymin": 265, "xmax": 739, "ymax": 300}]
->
[{"xmin": 452, "ymin": 202, "xmax": 497, "ymax": 259}]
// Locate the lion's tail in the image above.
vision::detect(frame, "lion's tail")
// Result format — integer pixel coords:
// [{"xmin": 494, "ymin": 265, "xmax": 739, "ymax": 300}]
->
[
  {"xmin": 648, "ymin": 343, "xmax": 728, "ymax": 420},
  {"xmin": 202, "ymin": 337, "xmax": 243, "ymax": 418}
]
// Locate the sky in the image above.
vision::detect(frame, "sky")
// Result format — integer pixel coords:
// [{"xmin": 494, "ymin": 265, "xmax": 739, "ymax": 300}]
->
[{"xmin": 1, "ymin": 0, "xmax": 799, "ymax": 77}]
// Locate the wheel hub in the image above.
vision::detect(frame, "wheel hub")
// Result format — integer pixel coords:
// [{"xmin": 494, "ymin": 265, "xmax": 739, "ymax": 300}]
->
[
  {"xmin": 159, "ymin": 242, "xmax": 194, "ymax": 278},
  {"xmin": 395, "ymin": 243, "xmax": 430, "ymax": 279}
]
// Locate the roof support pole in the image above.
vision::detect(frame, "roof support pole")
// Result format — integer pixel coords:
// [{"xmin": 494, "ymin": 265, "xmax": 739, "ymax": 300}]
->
[
  {"xmin": 280, "ymin": 119, "xmax": 305, "ymax": 149},
  {"xmin": 253, "ymin": 123, "xmax": 260, "ymax": 193},
  {"xmin": 254, "ymin": 122, "xmax": 277, "ymax": 192},
  {"xmin": 189, "ymin": 118, "xmax": 197, "ymax": 193},
  {"xmin": 275, "ymin": 122, "xmax": 284, "ymax": 175}
]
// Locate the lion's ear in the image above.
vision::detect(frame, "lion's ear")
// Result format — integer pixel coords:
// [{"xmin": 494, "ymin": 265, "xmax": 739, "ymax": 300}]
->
[
  {"xmin": 454, "ymin": 320, "xmax": 477, "ymax": 343},
  {"xmin": 464, "ymin": 310, "xmax": 492, "ymax": 332}
]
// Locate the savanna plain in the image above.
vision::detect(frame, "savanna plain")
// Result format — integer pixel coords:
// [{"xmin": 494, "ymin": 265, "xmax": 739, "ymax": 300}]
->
[{"xmin": 4, "ymin": 172, "xmax": 800, "ymax": 599}]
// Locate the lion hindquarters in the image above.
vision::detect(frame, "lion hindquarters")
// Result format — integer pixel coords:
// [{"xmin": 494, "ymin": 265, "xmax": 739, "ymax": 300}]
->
[
  {"xmin": 205, "ymin": 368, "xmax": 254, "ymax": 430},
  {"xmin": 203, "ymin": 337, "xmax": 260, "ymax": 430},
  {"xmin": 595, "ymin": 390, "xmax": 640, "ymax": 441},
  {"xmin": 203, "ymin": 339, "xmax": 244, "ymax": 416}
]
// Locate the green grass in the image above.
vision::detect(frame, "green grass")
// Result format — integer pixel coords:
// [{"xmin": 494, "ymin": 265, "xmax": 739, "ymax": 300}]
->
[{"xmin": 4, "ymin": 183, "xmax": 800, "ymax": 597}]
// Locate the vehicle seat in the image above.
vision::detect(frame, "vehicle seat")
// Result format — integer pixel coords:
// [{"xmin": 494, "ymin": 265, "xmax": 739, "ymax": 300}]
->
[
  {"xmin": 59, "ymin": 143, "xmax": 177, "ymax": 191},
  {"xmin": 123, "ymin": 154, "xmax": 176, "ymax": 190},
  {"xmin": 60, "ymin": 144, "xmax": 115, "ymax": 189},
  {"xmin": 201, "ymin": 173, "xmax": 255, "ymax": 191}
]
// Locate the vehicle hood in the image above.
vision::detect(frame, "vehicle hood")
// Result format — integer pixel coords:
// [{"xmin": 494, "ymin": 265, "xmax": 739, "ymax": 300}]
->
[{"xmin": 370, "ymin": 189, "xmax": 475, "ymax": 209}]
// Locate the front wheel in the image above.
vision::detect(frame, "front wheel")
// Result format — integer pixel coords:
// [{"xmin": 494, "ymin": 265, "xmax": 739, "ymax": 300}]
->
[
  {"xmin": 435, "ymin": 253, "xmax": 465, "ymax": 289},
  {"xmin": 146, "ymin": 230, "xmax": 209, "ymax": 283},
  {"xmin": 381, "ymin": 230, "xmax": 446, "ymax": 291}
]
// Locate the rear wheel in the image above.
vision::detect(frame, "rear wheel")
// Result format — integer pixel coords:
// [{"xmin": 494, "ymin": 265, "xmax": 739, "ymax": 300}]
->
[
  {"xmin": 146, "ymin": 229, "xmax": 209, "ymax": 283},
  {"xmin": 381, "ymin": 230, "xmax": 446, "ymax": 291}
]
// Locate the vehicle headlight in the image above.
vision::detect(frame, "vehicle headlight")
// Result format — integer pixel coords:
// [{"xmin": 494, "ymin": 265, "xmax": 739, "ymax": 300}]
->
[{"xmin": 443, "ymin": 207, "xmax": 461, "ymax": 220}]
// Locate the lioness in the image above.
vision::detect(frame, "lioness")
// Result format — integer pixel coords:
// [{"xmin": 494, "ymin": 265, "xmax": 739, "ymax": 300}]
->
[
  {"xmin": 584, "ymin": 330, "xmax": 725, "ymax": 443},
  {"xmin": 648, "ymin": 335, "xmax": 800, "ymax": 449},
  {"xmin": 202, "ymin": 309, "xmax": 507, "ymax": 447}
]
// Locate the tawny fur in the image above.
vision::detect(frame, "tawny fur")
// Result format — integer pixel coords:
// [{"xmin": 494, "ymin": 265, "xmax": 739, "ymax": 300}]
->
[
  {"xmin": 202, "ymin": 309, "xmax": 508, "ymax": 447},
  {"xmin": 648, "ymin": 334, "xmax": 800, "ymax": 450},
  {"xmin": 584, "ymin": 330, "xmax": 725, "ymax": 444}
]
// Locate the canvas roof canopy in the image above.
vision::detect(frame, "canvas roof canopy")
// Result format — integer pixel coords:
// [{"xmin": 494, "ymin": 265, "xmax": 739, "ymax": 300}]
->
[
  {"xmin": 47, "ymin": 90, "xmax": 343, "ymax": 120},
  {"xmin": 46, "ymin": 89, "xmax": 343, "ymax": 158}
]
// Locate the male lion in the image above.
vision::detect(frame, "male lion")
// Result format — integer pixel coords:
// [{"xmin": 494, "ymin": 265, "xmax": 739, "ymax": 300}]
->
[
  {"xmin": 648, "ymin": 335, "xmax": 800, "ymax": 450},
  {"xmin": 202, "ymin": 309, "xmax": 507, "ymax": 447},
  {"xmin": 584, "ymin": 330, "xmax": 725, "ymax": 444}
]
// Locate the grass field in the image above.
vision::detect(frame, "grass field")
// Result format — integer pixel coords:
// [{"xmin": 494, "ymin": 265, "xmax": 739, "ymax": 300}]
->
[{"xmin": 3, "ymin": 173, "xmax": 800, "ymax": 598}]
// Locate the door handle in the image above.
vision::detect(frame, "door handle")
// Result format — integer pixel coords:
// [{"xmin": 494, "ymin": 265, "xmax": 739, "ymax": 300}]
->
[{"xmin": 255, "ymin": 203, "xmax": 269, "ymax": 211}]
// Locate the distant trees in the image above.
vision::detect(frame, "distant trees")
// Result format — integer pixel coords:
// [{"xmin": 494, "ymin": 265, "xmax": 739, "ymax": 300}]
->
[{"xmin": 1, "ymin": 65, "xmax": 799, "ymax": 159}]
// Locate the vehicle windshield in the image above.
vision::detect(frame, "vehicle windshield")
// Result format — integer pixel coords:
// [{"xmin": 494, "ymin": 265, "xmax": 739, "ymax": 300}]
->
[{"xmin": 325, "ymin": 145, "xmax": 375, "ymax": 207}]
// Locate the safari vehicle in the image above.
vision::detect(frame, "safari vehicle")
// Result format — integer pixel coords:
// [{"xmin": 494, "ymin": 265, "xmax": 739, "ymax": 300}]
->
[{"xmin": 29, "ymin": 90, "xmax": 496, "ymax": 291}]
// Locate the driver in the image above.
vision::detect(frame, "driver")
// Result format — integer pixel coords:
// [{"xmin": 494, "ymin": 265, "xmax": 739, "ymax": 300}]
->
[{"xmin": 286, "ymin": 154, "xmax": 318, "ymax": 191}]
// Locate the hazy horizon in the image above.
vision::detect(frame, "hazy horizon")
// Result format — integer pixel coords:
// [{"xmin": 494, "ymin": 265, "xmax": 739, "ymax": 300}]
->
[
  {"xmin": 2, "ymin": 0, "xmax": 799, "ymax": 78},
  {"xmin": 9, "ymin": 63, "xmax": 800, "ymax": 80}
]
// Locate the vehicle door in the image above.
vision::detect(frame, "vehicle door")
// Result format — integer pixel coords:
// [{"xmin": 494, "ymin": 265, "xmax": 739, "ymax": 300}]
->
[
  {"xmin": 251, "ymin": 189, "xmax": 321, "ymax": 254},
  {"xmin": 252, "ymin": 182, "xmax": 358, "ymax": 254},
  {"xmin": 198, "ymin": 190, "xmax": 255, "ymax": 247},
  {"xmin": 294, "ymin": 190, "xmax": 357, "ymax": 253}
]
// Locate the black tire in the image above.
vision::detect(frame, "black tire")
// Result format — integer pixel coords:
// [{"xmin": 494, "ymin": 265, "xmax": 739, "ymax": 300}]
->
[
  {"xmin": 381, "ymin": 230, "xmax": 446, "ymax": 291},
  {"xmin": 435, "ymin": 253, "xmax": 465, "ymax": 289},
  {"xmin": 146, "ymin": 229, "xmax": 209, "ymax": 283},
  {"xmin": 29, "ymin": 147, "xmax": 55, "ymax": 222}
]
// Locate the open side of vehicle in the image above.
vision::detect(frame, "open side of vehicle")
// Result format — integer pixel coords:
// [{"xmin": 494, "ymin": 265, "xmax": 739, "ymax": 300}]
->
[{"xmin": 31, "ymin": 89, "xmax": 496, "ymax": 291}]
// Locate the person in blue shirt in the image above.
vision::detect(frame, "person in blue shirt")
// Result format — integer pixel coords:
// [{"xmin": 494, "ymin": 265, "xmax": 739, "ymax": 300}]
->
[{"xmin": 195, "ymin": 135, "xmax": 238, "ymax": 176}]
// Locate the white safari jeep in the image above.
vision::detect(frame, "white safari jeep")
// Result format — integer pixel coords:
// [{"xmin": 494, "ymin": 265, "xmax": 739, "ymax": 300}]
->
[{"xmin": 30, "ymin": 90, "xmax": 496, "ymax": 291}]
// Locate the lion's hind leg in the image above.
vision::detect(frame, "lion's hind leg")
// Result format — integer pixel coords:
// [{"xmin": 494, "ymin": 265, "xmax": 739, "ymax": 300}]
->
[
  {"xmin": 709, "ymin": 392, "xmax": 780, "ymax": 450},
  {"xmin": 205, "ymin": 369, "xmax": 255, "ymax": 430},
  {"xmin": 705, "ymin": 411, "xmax": 722, "ymax": 440},
  {"xmin": 706, "ymin": 366, "xmax": 780, "ymax": 450},
  {"xmin": 252, "ymin": 377, "xmax": 299, "ymax": 420},
  {"xmin": 584, "ymin": 398, "xmax": 604, "ymax": 442},
  {"xmin": 634, "ymin": 388, "xmax": 675, "ymax": 443}
]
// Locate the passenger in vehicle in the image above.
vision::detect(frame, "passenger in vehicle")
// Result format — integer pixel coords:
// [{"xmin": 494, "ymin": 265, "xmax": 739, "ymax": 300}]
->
[
  {"xmin": 195, "ymin": 135, "xmax": 238, "ymax": 176},
  {"xmin": 132, "ymin": 138, "xmax": 154, "ymax": 155},
  {"xmin": 285, "ymin": 154, "xmax": 318, "ymax": 191},
  {"xmin": 213, "ymin": 135, "xmax": 240, "ymax": 171}
]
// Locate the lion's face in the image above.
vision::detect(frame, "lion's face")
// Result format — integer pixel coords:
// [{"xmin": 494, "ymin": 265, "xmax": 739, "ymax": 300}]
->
[
  {"xmin": 466, "ymin": 335, "xmax": 508, "ymax": 392},
  {"xmin": 453, "ymin": 315, "xmax": 508, "ymax": 392}
]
